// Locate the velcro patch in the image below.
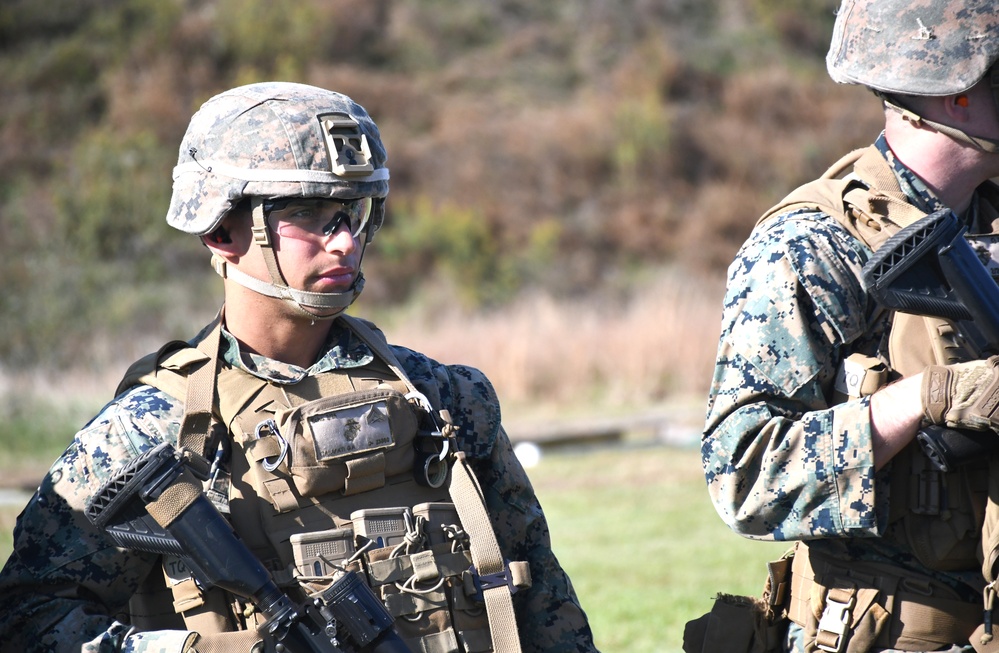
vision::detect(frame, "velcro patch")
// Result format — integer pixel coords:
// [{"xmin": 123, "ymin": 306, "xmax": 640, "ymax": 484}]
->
[{"xmin": 310, "ymin": 400, "xmax": 394, "ymax": 461}]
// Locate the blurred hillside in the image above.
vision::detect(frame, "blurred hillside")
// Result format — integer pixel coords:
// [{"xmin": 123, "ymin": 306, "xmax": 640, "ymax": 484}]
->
[{"xmin": 0, "ymin": 0, "xmax": 884, "ymax": 374}]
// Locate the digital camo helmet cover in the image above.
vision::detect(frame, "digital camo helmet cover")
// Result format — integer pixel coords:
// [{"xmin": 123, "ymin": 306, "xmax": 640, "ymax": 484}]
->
[
  {"xmin": 167, "ymin": 81, "xmax": 389, "ymax": 236},
  {"xmin": 827, "ymin": 0, "xmax": 999, "ymax": 96}
]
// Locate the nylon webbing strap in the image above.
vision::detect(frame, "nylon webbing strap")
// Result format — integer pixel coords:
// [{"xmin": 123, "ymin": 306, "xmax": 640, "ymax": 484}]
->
[
  {"xmin": 985, "ymin": 455, "xmax": 999, "ymax": 585},
  {"xmin": 241, "ymin": 199, "xmax": 358, "ymax": 317},
  {"xmin": 882, "ymin": 97, "xmax": 999, "ymax": 155},
  {"xmin": 789, "ymin": 542, "xmax": 980, "ymax": 650},
  {"xmin": 338, "ymin": 315, "xmax": 421, "ymax": 396},
  {"xmin": 146, "ymin": 469, "xmax": 203, "ymax": 528},
  {"xmin": 847, "ymin": 147, "xmax": 929, "ymax": 248},
  {"xmin": 250, "ymin": 199, "xmax": 284, "ymax": 292},
  {"xmin": 977, "ymin": 455, "xmax": 999, "ymax": 649},
  {"xmin": 755, "ymin": 145, "xmax": 929, "ymax": 254},
  {"xmin": 449, "ymin": 452, "xmax": 522, "ymax": 653},
  {"xmin": 347, "ymin": 315, "xmax": 523, "ymax": 648},
  {"xmin": 179, "ymin": 314, "xmax": 223, "ymax": 457},
  {"xmin": 170, "ymin": 577, "xmax": 205, "ymax": 613}
]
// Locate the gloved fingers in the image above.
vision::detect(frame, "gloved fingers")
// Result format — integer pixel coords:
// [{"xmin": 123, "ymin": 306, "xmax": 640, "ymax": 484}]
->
[{"xmin": 922, "ymin": 356, "xmax": 999, "ymax": 431}]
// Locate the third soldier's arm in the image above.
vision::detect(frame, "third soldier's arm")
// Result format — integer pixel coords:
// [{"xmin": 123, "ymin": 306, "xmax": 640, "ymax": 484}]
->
[{"xmin": 703, "ymin": 212, "xmax": 883, "ymax": 542}]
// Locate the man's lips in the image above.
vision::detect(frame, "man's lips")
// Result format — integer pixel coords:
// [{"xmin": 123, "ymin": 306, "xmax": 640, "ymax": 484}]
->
[{"xmin": 313, "ymin": 267, "xmax": 356, "ymax": 288}]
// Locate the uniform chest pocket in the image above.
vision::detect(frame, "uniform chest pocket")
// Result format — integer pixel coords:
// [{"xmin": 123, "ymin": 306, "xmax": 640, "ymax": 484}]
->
[{"xmin": 269, "ymin": 387, "xmax": 419, "ymax": 498}]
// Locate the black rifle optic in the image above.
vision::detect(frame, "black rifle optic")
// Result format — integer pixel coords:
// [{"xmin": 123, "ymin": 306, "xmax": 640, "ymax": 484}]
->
[
  {"xmin": 861, "ymin": 208, "xmax": 999, "ymax": 472},
  {"xmin": 83, "ymin": 442, "xmax": 412, "ymax": 653}
]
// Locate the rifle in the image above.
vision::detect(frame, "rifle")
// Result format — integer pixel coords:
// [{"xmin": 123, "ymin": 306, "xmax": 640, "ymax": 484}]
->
[
  {"xmin": 861, "ymin": 208, "xmax": 999, "ymax": 472},
  {"xmin": 84, "ymin": 442, "xmax": 413, "ymax": 653}
]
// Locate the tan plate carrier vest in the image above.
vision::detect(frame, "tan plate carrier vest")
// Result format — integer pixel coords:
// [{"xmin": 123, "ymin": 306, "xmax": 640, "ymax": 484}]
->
[
  {"xmin": 115, "ymin": 314, "xmax": 530, "ymax": 653},
  {"xmin": 753, "ymin": 146, "xmax": 999, "ymax": 653}
]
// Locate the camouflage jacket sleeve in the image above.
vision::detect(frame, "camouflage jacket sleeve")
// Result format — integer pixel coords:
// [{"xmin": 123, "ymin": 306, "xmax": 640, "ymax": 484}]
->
[
  {"xmin": 394, "ymin": 345, "xmax": 599, "ymax": 652},
  {"xmin": 703, "ymin": 210, "xmax": 885, "ymax": 542},
  {"xmin": 0, "ymin": 388, "xmax": 198, "ymax": 653}
]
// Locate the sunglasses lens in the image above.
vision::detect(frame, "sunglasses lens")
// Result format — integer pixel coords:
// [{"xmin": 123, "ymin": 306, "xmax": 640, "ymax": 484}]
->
[
  {"xmin": 267, "ymin": 197, "xmax": 373, "ymax": 240},
  {"xmin": 322, "ymin": 197, "xmax": 373, "ymax": 238}
]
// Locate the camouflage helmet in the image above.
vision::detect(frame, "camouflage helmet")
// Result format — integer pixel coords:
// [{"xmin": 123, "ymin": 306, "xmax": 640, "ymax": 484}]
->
[
  {"xmin": 167, "ymin": 81, "xmax": 389, "ymax": 236},
  {"xmin": 827, "ymin": 0, "xmax": 999, "ymax": 96}
]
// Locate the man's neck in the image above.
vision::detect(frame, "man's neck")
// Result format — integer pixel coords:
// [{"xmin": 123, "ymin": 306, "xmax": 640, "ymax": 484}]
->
[
  {"xmin": 885, "ymin": 118, "xmax": 995, "ymax": 216},
  {"xmin": 222, "ymin": 287, "xmax": 335, "ymax": 368}
]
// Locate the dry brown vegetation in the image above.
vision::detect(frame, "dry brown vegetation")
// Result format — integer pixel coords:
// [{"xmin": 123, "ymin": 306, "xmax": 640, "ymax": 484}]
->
[
  {"xmin": 372, "ymin": 267, "xmax": 725, "ymax": 417},
  {"xmin": 0, "ymin": 0, "xmax": 886, "ymax": 418}
]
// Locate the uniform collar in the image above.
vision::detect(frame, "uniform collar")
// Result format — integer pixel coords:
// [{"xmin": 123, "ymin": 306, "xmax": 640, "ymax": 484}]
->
[{"xmin": 218, "ymin": 319, "xmax": 376, "ymax": 384}]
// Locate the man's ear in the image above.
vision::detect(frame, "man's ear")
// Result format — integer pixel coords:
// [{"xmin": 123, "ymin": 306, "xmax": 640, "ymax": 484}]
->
[
  {"xmin": 207, "ymin": 226, "xmax": 232, "ymax": 245},
  {"xmin": 202, "ymin": 205, "xmax": 252, "ymax": 257},
  {"xmin": 942, "ymin": 92, "xmax": 972, "ymax": 123},
  {"xmin": 202, "ymin": 224, "xmax": 240, "ymax": 260}
]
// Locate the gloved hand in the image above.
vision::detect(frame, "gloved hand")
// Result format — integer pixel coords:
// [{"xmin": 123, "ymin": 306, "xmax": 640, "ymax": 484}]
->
[
  {"xmin": 187, "ymin": 630, "xmax": 263, "ymax": 653},
  {"xmin": 922, "ymin": 356, "xmax": 999, "ymax": 431}
]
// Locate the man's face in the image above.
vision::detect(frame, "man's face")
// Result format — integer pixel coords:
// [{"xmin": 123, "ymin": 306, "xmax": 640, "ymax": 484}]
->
[
  {"xmin": 266, "ymin": 198, "xmax": 367, "ymax": 295},
  {"xmin": 221, "ymin": 198, "xmax": 368, "ymax": 299}
]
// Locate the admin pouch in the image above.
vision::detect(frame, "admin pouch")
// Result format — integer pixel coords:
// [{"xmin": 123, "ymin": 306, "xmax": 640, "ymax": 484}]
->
[{"xmin": 115, "ymin": 313, "xmax": 530, "ymax": 652}]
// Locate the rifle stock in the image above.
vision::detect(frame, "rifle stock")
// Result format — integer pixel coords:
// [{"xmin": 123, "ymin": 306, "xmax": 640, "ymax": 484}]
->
[{"xmin": 861, "ymin": 208, "xmax": 999, "ymax": 471}]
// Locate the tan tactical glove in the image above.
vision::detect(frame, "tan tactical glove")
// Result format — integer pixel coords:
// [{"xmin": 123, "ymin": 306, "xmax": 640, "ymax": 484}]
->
[
  {"xmin": 922, "ymin": 356, "xmax": 999, "ymax": 431},
  {"xmin": 188, "ymin": 630, "xmax": 264, "ymax": 653}
]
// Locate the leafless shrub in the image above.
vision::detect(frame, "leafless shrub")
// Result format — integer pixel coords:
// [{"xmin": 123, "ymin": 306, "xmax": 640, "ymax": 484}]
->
[{"xmin": 377, "ymin": 267, "xmax": 725, "ymax": 416}]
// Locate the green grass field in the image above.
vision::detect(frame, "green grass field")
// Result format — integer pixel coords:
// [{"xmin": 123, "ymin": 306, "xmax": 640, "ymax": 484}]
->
[
  {"xmin": 0, "ymin": 440, "xmax": 786, "ymax": 653},
  {"xmin": 531, "ymin": 444, "xmax": 787, "ymax": 652}
]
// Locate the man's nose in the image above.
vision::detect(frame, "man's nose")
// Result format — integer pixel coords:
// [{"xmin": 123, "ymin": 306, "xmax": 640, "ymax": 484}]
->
[{"xmin": 324, "ymin": 222, "xmax": 357, "ymax": 253}]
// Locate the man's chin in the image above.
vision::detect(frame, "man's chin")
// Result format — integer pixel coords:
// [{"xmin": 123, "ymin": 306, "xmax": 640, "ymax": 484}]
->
[{"xmin": 294, "ymin": 306, "xmax": 345, "ymax": 323}]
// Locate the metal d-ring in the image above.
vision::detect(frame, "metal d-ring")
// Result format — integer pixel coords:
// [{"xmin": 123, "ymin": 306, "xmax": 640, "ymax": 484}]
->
[{"xmin": 254, "ymin": 418, "xmax": 289, "ymax": 472}]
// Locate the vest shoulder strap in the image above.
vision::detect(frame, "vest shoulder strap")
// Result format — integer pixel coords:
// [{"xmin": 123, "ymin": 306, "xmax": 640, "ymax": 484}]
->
[
  {"xmin": 114, "ymin": 340, "xmax": 210, "ymax": 401},
  {"xmin": 757, "ymin": 145, "xmax": 928, "ymax": 251},
  {"xmin": 757, "ymin": 148, "xmax": 864, "ymax": 226},
  {"xmin": 338, "ymin": 314, "xmax": 420, "ymax": 396}
]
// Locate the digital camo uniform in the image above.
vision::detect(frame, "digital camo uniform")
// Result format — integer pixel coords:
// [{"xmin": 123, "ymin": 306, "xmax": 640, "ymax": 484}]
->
[
  {"xmin": 0, "ymin": 82, "xmax": 596, "ymax": 653},
  {"xmin": 705, "ymin": 133, "xmax": 968, "ymax": 540}
]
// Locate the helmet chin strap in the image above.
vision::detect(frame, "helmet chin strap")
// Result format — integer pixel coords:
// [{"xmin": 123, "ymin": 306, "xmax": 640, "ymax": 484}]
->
[
  {"xmin": 210, "ymin": 198, "xmax": 364, "ymax": 321},
  {"xmin": 879, "ymin": 74, "xmax": 999, "ymax": 154}
]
